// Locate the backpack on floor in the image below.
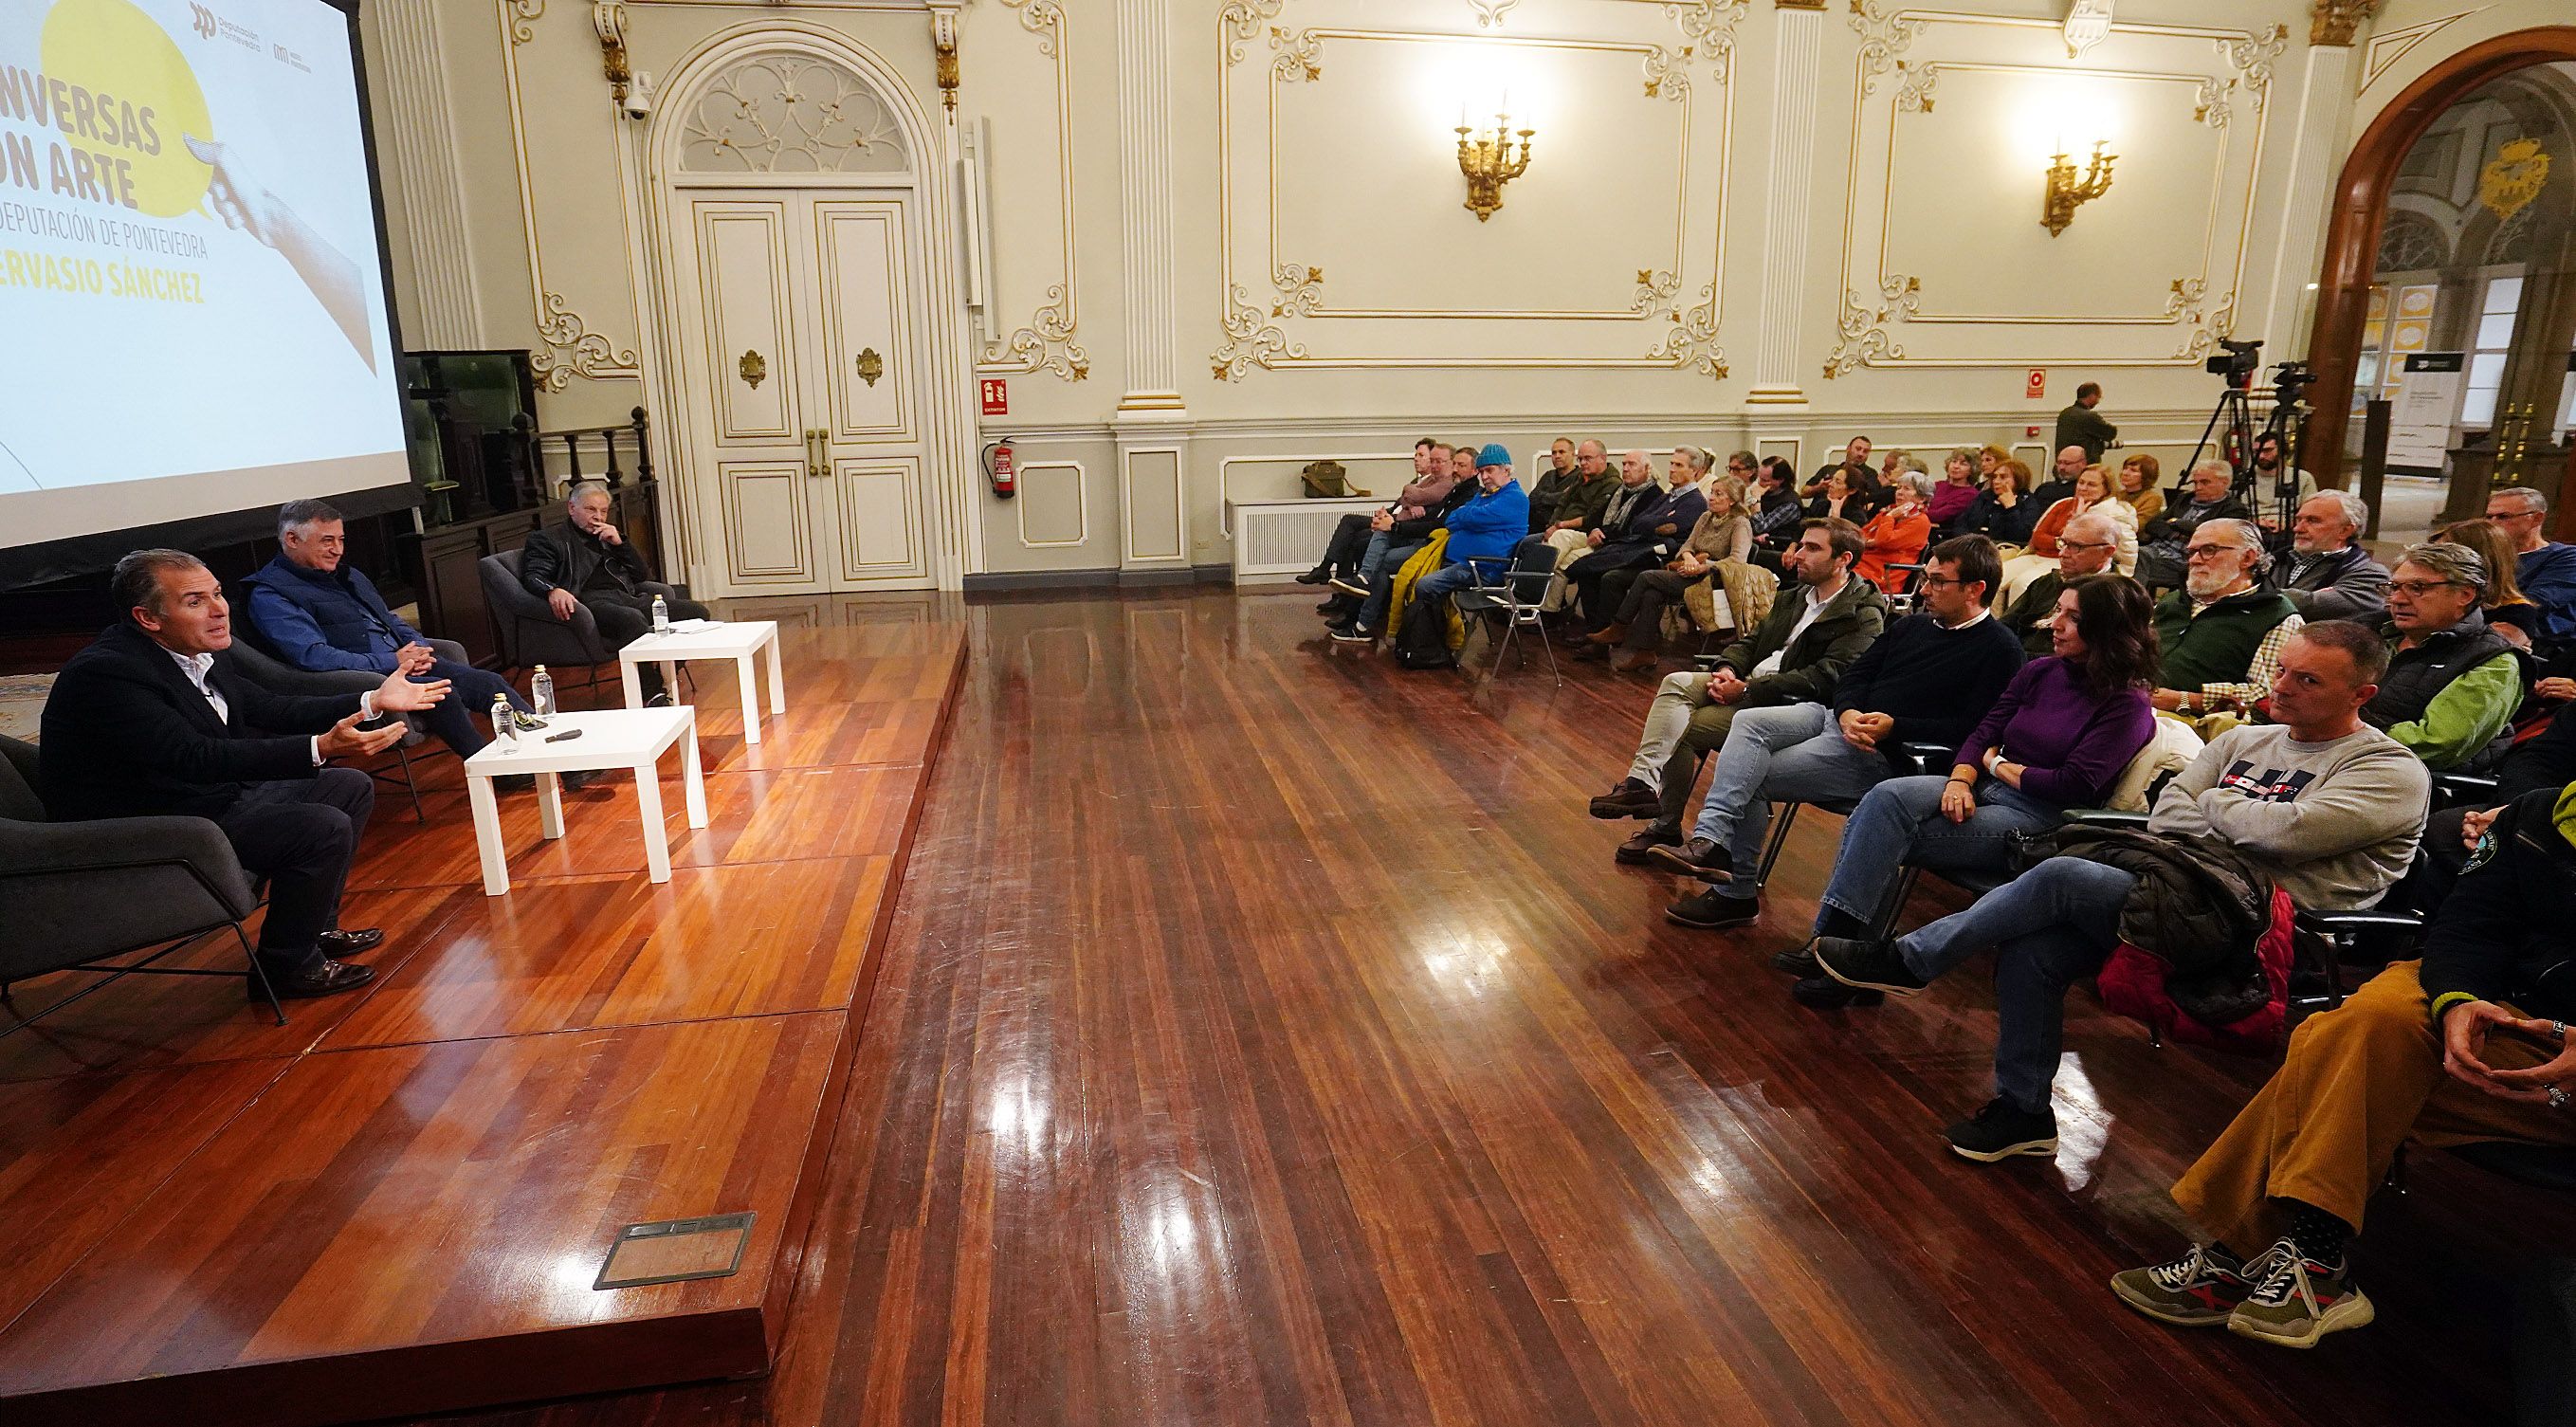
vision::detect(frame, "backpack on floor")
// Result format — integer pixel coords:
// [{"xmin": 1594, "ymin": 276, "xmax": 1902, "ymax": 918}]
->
[{"xmin": 1393, "ymin": 589, "xmax": 1459, "ymax": 669}]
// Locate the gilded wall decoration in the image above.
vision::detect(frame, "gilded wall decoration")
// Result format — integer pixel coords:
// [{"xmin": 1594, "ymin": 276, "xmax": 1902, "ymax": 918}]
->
[
  {"xmin": 505, "ymin": 0, "xmax": 544, "ymax": 45},
  {"xmin": 1648, "ymin": 281, "xmax": 1730, "ymax": 378},
  {"xmin": 1849, "ymin": 0, "xmax": 1925, "ymax": 99},
  {"xmin": 1894, "ymin": 61, "xmax": 1936, "ymax": 114},
  {"xmin": 1469, "ymin": 0, "xmax": 1523, "ymax": 27},
  {"xmin": 1214, "ymin": 2, "xmax": 1741, "ymax": 378},
  {"xmin": 977, "ymin": 0, "xmax": 1090, "ymax": 383},
  {"xmin": 1270, "ymin": 27, "xmax": 1325, "ymax": 82},
  {"xmin": 1213, "ymin": 283, "xmax": 1309, "ymax": 380},
  {"xmin": 1271, "ymin": 264, "xmax": 1325, "ymax": 318},
  {"xmin": 2480, "ymin": 138, "xmax": 2550, "ymax": 223},
  {"xmin": 2062, "ymin": 0, "xmax": 2113, "ymax": 59},
  {"xmin": 532, "ymin": 290, "xmax": 641, "ymax": 393},
  {"xmin": 496, "ymin": 0, "xmax": 639, "ymax": 389},
  {"xmin": 2216, "ymin": 25, "xmax": 2288, "ymax": 97},
  {"xmin": 1821, "ymin": 276, "xmax": 1919, "ymax": 379},
  {"xmin": 2310, "ymin": 0, "xmax": 2381, "ymax": 47},
  {"xmin": 1222, "ymin": 0, "xmax": 1288, "ymax": 64}
]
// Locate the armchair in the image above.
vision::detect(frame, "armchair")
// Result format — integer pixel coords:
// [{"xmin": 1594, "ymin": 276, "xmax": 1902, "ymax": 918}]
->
[
  {"xmin": 228, "ymin": 579, "xmax": 435, "ymax": 821},
  {"xmin": 0, "ymin": 735, "xmax": 285, "ymax": 1034},
  {"xmin": 479, "ymin": 548, "xmax": 688, "ymax": 697}
]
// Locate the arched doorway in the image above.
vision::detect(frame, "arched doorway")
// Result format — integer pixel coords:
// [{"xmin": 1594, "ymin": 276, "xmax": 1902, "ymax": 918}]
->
[{"xmin": 2305, "ymin": 27, "xmax": 2576, "ymax": 521}]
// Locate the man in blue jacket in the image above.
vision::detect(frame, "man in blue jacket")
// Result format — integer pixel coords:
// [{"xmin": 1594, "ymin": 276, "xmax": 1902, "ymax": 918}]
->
[
  {"xmin": 243, "ymin": 500, "xmax": 531, "ymax": 760},
  {"xmin": 1331, "ymin": 445, "xmax": 1528, "ymax": 644}
]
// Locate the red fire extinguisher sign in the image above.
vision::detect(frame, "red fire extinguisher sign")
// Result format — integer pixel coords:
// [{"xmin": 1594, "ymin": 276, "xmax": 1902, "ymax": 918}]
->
[{"xmin": 980, "ymin": 378, "xmax": 1009, "ymax": 415}]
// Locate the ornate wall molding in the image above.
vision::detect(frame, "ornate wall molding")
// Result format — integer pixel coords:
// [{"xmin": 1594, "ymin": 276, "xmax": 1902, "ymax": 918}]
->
[
  {"xmin": 2311, "ymin": 0, "xmax": 2381, "ymax": 48},
  {"xmin": 2357, "ymin": 9, "xmax": 2484, "ymax": 92},
  {"xmin": 1115, "ymin": 0, "xmax": 1182, "ymax": 408},
  {"xmin": 1212, "ymin": 3, "xmax": 1740, "ymax": 379},
  {"xmin": 1826, "ymin": 14, "xmax": 2276, "ymax": 375},
  {"xmin": 979, "ymin": 0, "xmax": 1090, "ymax": 381},
  {"xmin": 1746, "ymin": 0, "xmax": 1820, "ymax": 399},
  {"xmin": 1468, "ymin": 0, "xmax": 1523, "ymax": 27},
  {"xmin": 495, "ymin": 0, "xmax": 639, "ymax": 391}
]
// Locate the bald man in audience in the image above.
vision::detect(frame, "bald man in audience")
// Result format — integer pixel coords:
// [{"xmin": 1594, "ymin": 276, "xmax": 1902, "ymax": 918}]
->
[{"xmin": 1999, "ymin": 511, "xmax": 2121, "ymax": 656}]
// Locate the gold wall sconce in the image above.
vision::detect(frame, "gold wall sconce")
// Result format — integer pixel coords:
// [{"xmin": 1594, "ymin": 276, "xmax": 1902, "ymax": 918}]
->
[
  {"xmin": 2041, "ymin": 139, "xmax": 2115, "ymax": 236},
  {"xmin": 1455, "ymin": 113, "xmax": 1535, "ymax": 222}
]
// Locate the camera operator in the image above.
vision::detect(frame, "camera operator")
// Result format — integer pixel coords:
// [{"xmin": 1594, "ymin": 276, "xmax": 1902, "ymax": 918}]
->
[{"xmin": 2249, "ymin": 431, "xmax": 2317, "ymax": 537}]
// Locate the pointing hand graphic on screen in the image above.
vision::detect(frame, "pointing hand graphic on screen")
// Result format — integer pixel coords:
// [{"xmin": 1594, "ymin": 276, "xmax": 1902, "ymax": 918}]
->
[{"xmin": 185, "ymin": 134, "xmax": 375, "ymax": 371}]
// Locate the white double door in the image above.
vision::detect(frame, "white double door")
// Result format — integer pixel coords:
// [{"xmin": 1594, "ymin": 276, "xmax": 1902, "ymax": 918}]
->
[{"xmin": 673, "ymin": 187, "xmax": 932, "ymax": 595}]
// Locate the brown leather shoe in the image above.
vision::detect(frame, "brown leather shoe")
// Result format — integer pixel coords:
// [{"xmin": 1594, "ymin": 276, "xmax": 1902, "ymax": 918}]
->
[
  {"xmin": 1583, "ymin": 623, "xmax": 1627, "ymax": 646},
  {"xmin": 1648, "ymin": 837, "xmax": 1734, "ymax": 880},
  {"xmin": 1588, "ymin": 778, "xmax": 1661, "ymax": 819},
  {"xmin": 1615, "ymin": 824, "xmax": 1684, "ymax": 865},
  {"xmin": 1568, "ymin": 642, "xmax": 1608, "ymax": 661},
  {"xmin": 1609, "ymin": 649, "xmax": 1656, "ymax": 673}
]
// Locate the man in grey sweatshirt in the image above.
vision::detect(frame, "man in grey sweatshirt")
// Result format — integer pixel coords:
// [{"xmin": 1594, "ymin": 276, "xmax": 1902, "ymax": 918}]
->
[{"xmin": 1809, "ymin": 620, "xmax": 2429, "ymax": 1162}]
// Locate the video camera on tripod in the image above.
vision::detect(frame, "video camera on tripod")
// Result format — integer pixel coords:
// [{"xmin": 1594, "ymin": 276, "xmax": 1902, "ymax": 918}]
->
[{"xmin": 2185, "ymin": 338, "xmax": 2317, "ymax": 539}]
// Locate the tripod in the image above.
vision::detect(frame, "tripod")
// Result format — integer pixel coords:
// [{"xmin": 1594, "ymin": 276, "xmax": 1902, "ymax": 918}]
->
[{"xmin": 2184, "ymin": 379, "xmax": 2257, "ymax": 503}]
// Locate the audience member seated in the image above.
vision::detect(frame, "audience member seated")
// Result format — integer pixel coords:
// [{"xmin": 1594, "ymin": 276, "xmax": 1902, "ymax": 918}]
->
[
  {"xmin": 2137, "ymin": 459, "xmax": 2251, "ymax": 590},
  {"xmin": 2115, "ymin": 453, "xmax": 2165, "ymax": 528},
  {"xmin": 1301, "ymin": 438, "xmax": 1445, "ymax": 590},
  {"xmin": 2245, "ymin": 432, "xmax": 2318, "ymax": 536},
  {"xmin": 1855, "ymin": 470, "xmax": 1934, "ymax": 595},
  {"xmin": 1802, "ymin": 436, "xmax": 1873, "ymax": 501},
  {"xmin": 2000, "ymin": 463, "xmax": 2137, "ymax": 600},
  {"xmin": 1747, "ymin": 456, "xmax": 1806, "ymax": 567},
  {"xmin": 1804, "ymin": 465, "xmax": 1880, "ymax": 530},
  {"xmin": 1652, "ymin": 536, "xmax": 2023, "ymax": 925},
  {"xmin": 1583, "ymin": 471, "xmax": 1753, "ymax": 671},
  {"xmin": 2150, "ymin": 519, "xmax": 2303, "ymax": 724},
  {"xmin": 243, "ymin": 500, "xmax": 531, "ymax": 765},
  {"xmin": 1787, "ymin": 576, "xmax": 2159, "ymax": 1010},
  {"xmin": 2110, "ymin": 777, "xmax": 2570, "ymax": 1347},
  {"xmin": 2267, "ymin": 490, "xmax": 2388, "ymax": 624},
  {"xmin": 2435, "ymin": 517, "xmax": 2543, "ymax": 649},
  {"xmin": 1562, "ymin": 448, "xmax": 1708, "ymax": 630},
  {"xmin": 2490, "ymin": 485, "xmax": 2576, "ymax": 649},
  {"xmin": 1529, "ymin": 445, "xmax": 1651, "ymax": 613},
  {"xmin": 39, "ymin": 550, "xmax": 452, "ymax": 1000},
  {"xmin": 1928, "ymin": 448, "xmax": 1982, "ymax": 532},
  {"xmin": 519, "ymin": 481, "xmax": 711, "ymax": 699},
  {"xmin": 1525, "ymin": 436, "xmax": 1581, "ymax": 533},
  {"xmin": 1331, "ymin": 446, "xmax": 1526, "ymax": 645},
  {"xmin": 1808, "ymin": 622, "xmax": 2427, "ymax": 1162},
  {"xmin": 1324, "ymin": 443, "xmax": 1477, "ymax": 620},
  {"xmin": 2357, "ymin": 542, "xmax": 2522, "ymax": 772},
  {"xmin": 1587, "ymin": 520, "xmax": 1887, "ymax": 851},
  {"xmin": 2027, "ymin": 445, "xmax": 2088, "ymax": 512},
  {"xmin": 2000, "ymin": 514, "xmax": 2121, "ymax": 656},
  {"xmin": 1956, "ymin": 458, "xmax": 2040, "ymax": 550}
]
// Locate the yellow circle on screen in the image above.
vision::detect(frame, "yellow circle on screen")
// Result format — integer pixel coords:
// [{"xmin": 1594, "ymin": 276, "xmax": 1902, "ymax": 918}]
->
[{"xmin": 40, "ymin": 0, "xmax": 214, "ymax": 219}]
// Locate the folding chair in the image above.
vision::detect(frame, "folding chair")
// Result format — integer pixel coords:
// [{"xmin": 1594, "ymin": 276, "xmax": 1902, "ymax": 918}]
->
[{"xmin": 1453, "ymin": 544, "xmax": 1562, "ymax": 690}]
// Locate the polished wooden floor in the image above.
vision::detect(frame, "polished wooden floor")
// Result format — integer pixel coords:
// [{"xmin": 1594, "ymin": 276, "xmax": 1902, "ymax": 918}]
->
[
  {"xmin": 0, "ymin": 605, "xmax": 967, "ymax": 1425},
  {"xmin": 354, "ymin": 587, "xmax": 2549, "ymax": 1427}
]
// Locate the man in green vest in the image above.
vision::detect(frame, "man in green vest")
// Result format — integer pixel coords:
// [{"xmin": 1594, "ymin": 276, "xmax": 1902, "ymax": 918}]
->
[{"xmin": 2150, "ymin": 518, "xmax": 2303, "ymax": 720}]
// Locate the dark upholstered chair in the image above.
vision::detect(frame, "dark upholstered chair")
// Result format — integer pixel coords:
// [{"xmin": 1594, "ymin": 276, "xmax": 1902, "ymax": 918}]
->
[
  {"xmin": 478, "ymin": 548, "xmax": 693, "ymax": 696},
  {"xmin": 0, "ymin": 735, "xmax": 285, "ymax": 1034}
]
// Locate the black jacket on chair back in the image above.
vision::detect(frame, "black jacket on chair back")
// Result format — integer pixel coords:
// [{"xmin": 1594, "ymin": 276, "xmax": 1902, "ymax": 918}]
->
[{"xmin": 38, "ymin": 623, "xmax": 360, "ymax": 823}]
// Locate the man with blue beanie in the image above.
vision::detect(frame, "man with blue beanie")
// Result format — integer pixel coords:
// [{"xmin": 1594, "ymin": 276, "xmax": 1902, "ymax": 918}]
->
[{"xmin": 1332, "ymin": 444, "xmax": 1528, "ymax": 644}]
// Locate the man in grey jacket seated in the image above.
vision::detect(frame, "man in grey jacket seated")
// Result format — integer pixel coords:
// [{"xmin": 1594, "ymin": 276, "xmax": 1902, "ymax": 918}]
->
[
  {"xmin": 1808, "ymin": 621, "xmax": 2428, "ymax": 1163},
  {"xmin": 2267, "ymin": 490, "xmax": 2389, "ymax": 624}
]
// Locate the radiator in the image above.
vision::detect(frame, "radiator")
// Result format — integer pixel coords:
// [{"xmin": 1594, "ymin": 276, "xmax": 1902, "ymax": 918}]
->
[{"xmin": 1226, "ymin": 498, "xmax": 1385, "ymax": 583}]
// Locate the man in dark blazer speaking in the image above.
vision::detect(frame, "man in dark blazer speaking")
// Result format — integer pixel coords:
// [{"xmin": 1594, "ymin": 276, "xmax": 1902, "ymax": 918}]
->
[{"xmin": 40, "ymin": 550, "xmax": 450, "ymax": 999}]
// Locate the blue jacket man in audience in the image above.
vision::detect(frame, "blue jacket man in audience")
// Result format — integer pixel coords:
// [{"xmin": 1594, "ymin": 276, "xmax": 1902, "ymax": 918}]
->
[
  {"xmin": 1331, "ymin": 445, "xmax": 1527, "ymax": 645},
  {"xmin": 243, "ymin": 499, "xmax": 531, "ymax": 760}
]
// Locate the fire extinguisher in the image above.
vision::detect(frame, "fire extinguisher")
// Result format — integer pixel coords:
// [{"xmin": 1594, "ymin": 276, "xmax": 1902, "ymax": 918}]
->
[{"xmin": 983, "ymin": 439, "xmax": 1017, "ymax": 500}]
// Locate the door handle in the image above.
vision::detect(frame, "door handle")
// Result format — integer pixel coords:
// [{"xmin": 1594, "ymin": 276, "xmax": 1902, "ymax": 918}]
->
[{"xmin": 805, "ymin": 428, "xmax": 829, "ymax": 479}]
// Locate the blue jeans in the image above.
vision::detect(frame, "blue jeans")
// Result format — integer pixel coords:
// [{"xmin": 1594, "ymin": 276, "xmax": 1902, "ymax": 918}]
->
[
  {"xmin": 1354, "ymin": 539, "xmax": 1428, "ymax": 630},
  {"xmin": 1812, "ymin": 774, "xmax": 2066, "ymax": 931},
  {"xmin": 1688, "ymin": 703, "xmax": 1894, "ymax": 877},
  {"xmin": 1895, "ymin": 858, "xmax": 2138, "ymax": 1113}
]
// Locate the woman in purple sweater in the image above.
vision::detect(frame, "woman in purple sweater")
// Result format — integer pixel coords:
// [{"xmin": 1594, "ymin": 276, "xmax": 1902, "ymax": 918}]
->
[{"xmin": 1801, "ymin": 575, "xmax": 2160, "ymax": 951}]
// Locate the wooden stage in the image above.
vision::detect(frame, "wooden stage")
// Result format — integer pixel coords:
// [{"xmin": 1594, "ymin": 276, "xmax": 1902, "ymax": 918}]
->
[{"xmin": 0, "ymin": 607, "xmax": 967, "ymax": 1426}]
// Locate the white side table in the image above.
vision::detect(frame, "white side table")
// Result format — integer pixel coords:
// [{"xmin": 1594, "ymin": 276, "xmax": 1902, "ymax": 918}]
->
[
  {"xmin": 460, "ymin": 707, "xmax": 708, "ymax": 896},
  {"xmin": 617, "ymin": 620, "xmax": 786, "ymax": 743}
]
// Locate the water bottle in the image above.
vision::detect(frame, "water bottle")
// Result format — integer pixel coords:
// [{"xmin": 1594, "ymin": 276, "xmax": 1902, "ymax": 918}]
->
[
  {"xmin": 531, "ymin": 665, "xmax": 556, "ymax": 718},
  {"xmin": 651, "ymin": 594, "xmax": 670, "ymax": 633},
  {"xmin": 491, "ymin": 692, "xmax": 517, "ymax": 746}
]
